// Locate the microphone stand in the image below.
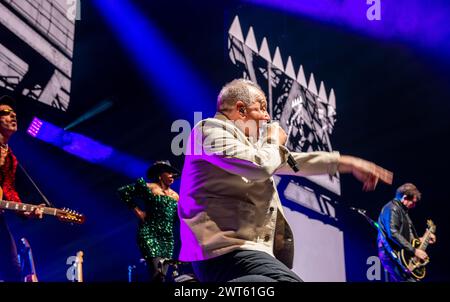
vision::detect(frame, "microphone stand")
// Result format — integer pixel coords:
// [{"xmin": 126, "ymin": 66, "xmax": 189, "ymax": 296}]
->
[
  {"xmin": 349, "ymin": 207, "xmax": 380, "ymax": 231},
  {"xmin": 349, "ymin": 206, "xmax": 409, "ymax": 280}
]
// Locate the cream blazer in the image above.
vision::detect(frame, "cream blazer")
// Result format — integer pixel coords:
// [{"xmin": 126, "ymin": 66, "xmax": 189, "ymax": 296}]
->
[{"xmin": 178, "ymin": 113, "xmax": 340, "ymax": 268}]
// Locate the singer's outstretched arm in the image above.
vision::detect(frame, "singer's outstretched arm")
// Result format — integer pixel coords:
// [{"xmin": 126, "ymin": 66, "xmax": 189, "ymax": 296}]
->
[
  {"xmin": 337, "ymin": 155, "xmax": 393, "ymax": 191},
  {"xmin": 189, "ymin": 117, "xmax": 348, "ymax": 182},
  {"xmin": 276, "ymin": 152, "xmax": 392, "ymax": 191}
]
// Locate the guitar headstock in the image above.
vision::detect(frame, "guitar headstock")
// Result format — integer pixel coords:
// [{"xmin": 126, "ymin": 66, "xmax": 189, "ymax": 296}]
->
[
  {"xmin": 58, "ymin": 208, "xmax": 86, "ymax": 224},
  {"xmin": 21, "ymin": 237, "xmax": 31, "ymax": 249},
  {"xmin": 427, "ymin": 219, "xmax": 436, "ymax": 233}
]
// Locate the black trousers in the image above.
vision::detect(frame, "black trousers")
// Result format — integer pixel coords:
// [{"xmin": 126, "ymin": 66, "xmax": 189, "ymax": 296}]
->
[
  {"xmin": 191, "ymin": 249, "xmax": 303, "ymax": 282},
  {"xmin": 0, "ymin": 214, "xmax": 21, "ymax": 282}
]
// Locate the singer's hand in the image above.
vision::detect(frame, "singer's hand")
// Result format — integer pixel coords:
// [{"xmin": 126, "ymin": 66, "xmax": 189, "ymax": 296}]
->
[
  {"xmin": 338, "ymin": 156, "xmax": 393, "ymax": 191},
  {"xmin": 133, "ymin": 207, "xmax": 147, "ymax": 222},
  {"xmin": 266, "ymin": 123, "xmax": 287, "ymax": 146}
]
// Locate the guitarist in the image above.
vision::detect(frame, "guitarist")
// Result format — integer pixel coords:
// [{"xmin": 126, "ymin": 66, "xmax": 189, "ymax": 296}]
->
[
  {"xmin": 0, "ymin": 95, "xmax": 43, "ymax": 282},
  {"xmin": 377, "ymin": 183, "xmax": 436, "ymax": 281}
]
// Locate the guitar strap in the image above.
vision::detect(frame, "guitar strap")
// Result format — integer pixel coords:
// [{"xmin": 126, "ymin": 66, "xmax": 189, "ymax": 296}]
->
[
  {"xmin": 405, "ymin": 213, "xmax": 419, "ymax": 238},
  {"xmin": 17, "ymin": 162, "xmax": 53, "ymax": 207}
]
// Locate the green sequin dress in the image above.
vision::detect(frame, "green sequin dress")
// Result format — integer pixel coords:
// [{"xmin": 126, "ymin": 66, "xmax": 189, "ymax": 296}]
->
[{"xmin": 118, "ymin": 178, "xmax": 178, "ymax": 260}]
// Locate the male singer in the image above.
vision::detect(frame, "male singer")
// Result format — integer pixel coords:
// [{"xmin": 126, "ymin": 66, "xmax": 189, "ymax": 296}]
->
[{"xmin": 177, "ymin": 79, "xmax": 393, "ymax": 282}]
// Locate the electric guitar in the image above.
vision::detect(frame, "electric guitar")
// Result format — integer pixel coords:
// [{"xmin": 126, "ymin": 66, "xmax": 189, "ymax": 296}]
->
[
  {"xmin": 0, "ymin": 187, "xmax": 85, "ymax": 224},
  {"xmin": 21, "ymin": 238, "xmax": 38, "ymax": 282},
  {"xmin": 398, "ymin": 219, "xmax": 436, "ymax": 280}
]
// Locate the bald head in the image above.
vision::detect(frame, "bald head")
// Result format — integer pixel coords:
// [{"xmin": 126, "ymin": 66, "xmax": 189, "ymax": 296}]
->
[{"xmin": 217, "ymin": 79, "xmax": 266, "ymax": 113}]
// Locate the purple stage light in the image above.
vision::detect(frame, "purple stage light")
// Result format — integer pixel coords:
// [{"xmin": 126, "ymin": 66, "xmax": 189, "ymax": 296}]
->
[
  {"xmin": 27, "ymin": 117, "xmax": 149, "ymax": 179},
  {"xmin": 27, "ymin": 117, "xmax": 43, "ymax": 137},
  {"xmin": 245, "ymin": 0, "xmax": 450, "ymax": 59}
]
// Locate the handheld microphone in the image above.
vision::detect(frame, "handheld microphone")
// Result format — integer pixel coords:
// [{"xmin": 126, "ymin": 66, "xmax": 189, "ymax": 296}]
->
[
  {"xmin": 287, "ymin": 152, "xmax": 299, "ymax": 172},
  {"xmin": 263, "ymin": 121, "xmax": 299, "ymax": 173}
]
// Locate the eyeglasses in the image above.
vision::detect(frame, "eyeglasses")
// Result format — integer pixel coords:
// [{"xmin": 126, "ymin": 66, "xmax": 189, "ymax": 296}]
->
[{"xmin": 0, "ymin": 109, "xmax": 15, "ymax": 116}]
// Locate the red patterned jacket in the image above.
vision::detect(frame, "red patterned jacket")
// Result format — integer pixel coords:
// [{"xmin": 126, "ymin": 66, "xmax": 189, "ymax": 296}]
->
[{"xmin": 0, "ymin": 148, "xmax": 22, "ymax": 203}]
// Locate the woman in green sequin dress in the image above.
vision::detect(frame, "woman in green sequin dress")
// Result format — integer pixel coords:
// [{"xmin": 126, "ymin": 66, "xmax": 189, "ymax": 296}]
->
[{"xmin": 118, "ymin": 161, "xmax": 180, "ymax": 282}]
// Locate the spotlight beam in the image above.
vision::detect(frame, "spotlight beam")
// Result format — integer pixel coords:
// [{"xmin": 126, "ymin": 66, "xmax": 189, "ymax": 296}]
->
[
  {"xmin": 64, "ymin": 99, "xmax": 113, "ymax": 131},
  {"xmin": 92, "ymin": 0, "xmax": 215, "ymax": 117}
]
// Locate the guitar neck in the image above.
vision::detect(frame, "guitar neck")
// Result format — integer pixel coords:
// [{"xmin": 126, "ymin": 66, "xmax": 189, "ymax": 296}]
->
[
  {"xmin": 0, "ymin": 200, "xmax": 60, "ymax": 217},
  {"xmin": 418, "ymin": 230, "xmax": 433, "ymax": 251}
]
